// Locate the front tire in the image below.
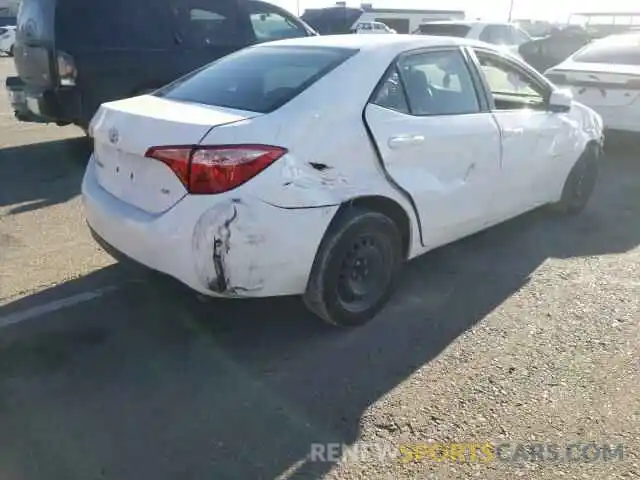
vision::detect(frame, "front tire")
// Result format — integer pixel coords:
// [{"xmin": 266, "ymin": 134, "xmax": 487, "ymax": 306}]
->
[
  {"xmin": 304, "ymin": 207, "xmax": 402, "ymax": 327},
  {"xmin": 550, "ymin": 146, "xmax": 599, "ymax": 215}
]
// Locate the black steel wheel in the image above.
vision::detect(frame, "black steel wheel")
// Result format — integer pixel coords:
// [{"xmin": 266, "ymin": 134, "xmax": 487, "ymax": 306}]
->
[
  {"xmin": 304, "ymin": 207, "xmax": 402, "ymax": 327},
  {"xmin": 551, "ymin": 145, "xmax": 599, "ymax": 215}
]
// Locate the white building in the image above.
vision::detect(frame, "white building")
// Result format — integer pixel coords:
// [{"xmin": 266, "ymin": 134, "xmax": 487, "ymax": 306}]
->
[{"xmin": 354, "ymin": 4, "xmax": 466, "ymax": 34}]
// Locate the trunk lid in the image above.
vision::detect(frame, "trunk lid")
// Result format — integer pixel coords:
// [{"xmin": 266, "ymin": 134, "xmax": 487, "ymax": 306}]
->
[
  {"xmin": 549, "ymin": 62, "xmax": 640, "ymax": 107},
  {"xmin": 13, "ymin": 0, "xmax": 56, "ymax": 89},
  {"xmin": 90, "ymin": 95, "xmax": 261, "ymax": 214}
]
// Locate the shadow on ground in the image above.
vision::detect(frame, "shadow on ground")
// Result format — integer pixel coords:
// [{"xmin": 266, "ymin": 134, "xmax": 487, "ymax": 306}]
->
[
  {"xmin": 0, "ymin": 154, "xmax": 638, "ymax": 480},
  {"xmin": 0, "ymin": 137, "xmax": 91, "ymax": 215}
]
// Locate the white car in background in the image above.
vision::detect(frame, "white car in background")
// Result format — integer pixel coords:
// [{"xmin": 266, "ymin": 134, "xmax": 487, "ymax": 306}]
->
[
  {"xmin": 413, "ymin": 21, "xmax": 531, "ymax": 58},
  {"xmin": 353, "ymin": 21, "xmax": 396, "ymax": 34},
  {"xmin": 82, "ymin": 35, "xmax": 603, "ymax": 327},
  {"xmin": 544, "ymin": 33, "xmax": 640, "ymax": 133},
  {"xmin": 0, "ymin": 25, "xmax": 15, "ymax": 57}
]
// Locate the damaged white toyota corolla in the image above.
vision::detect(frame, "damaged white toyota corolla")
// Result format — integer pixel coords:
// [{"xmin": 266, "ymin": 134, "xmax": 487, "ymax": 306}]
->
[{"xmin": 82, "ymin": 34, "xmax": 603, "ymax": 327}]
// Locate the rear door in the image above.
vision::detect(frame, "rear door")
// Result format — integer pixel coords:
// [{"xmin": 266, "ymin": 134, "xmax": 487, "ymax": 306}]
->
[{"xmin": 364, "ymin": 47, "xmax": 502, "ymax": 248}]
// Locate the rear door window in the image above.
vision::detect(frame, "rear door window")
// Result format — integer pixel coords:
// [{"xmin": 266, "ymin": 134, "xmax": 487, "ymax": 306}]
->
[
  {"xmin": 155, "ymin": 45, "xmax": 357, "ymax": 113},
  {"xmin": 398, "ymin": 49, "xmax": 480, "ymax": 116},
  {"xmin": 248, "ymin": 2, "xmax": 309, "ymax": 43},
  {"xmin": 177, "ymin": 0, "xmax": 251, "ymax": 47}
]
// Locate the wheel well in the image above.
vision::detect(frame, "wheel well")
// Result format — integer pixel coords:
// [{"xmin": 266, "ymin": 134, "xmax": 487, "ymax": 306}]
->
[
  {"xmin": 334, "ymin": 196, "xmax": 412, "ymax": 258},
  {"xmin": 585, "ymin": 139, "xmax": 601, "ymax": 156}
]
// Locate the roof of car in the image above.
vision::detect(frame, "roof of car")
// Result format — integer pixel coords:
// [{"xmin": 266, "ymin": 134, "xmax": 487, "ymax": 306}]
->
[{"xmin": 258, "ymin": 33, "xmax": 490, "ymax": 52}]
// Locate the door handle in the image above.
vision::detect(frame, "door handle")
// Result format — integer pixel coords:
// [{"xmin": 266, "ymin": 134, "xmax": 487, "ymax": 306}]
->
[{"xmin": 388, "ymin": 135, "xmax": 425, "ymax": 149}]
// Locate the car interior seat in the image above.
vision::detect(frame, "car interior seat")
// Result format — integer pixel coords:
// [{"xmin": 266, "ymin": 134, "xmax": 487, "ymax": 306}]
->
[{"xmin": 403, "ymin": 67, "xmax": 432, "ymax": 114}]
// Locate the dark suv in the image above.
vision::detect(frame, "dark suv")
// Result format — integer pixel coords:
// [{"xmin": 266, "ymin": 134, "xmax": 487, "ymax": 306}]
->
[{"xmin": 6, "ymin": 0, "xmax": 316, "ymax": 132}]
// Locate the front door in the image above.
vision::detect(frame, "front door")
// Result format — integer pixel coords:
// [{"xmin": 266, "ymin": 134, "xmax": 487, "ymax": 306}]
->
[
  {"xmin": 364, "ymin": 47, "xmax": 502, "ymax": 248},
  {"xmin": 469, "ymin": 47, "xmax": 573, "ymax": 215}
]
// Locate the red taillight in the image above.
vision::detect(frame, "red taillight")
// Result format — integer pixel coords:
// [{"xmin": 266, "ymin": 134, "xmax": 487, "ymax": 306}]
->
[
  {"xmin": 144, "ymin": 145, "xmax": 287, "ymax": 194},
  {"xmin": 145, "ymin": 146, "xmax": 191, "ymax": 187}
]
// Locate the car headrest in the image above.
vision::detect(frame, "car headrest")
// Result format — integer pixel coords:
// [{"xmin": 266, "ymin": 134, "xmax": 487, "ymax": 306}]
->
[{"xmin": 404, "ymin": 68, "xmax": 429, "ymax": 94}]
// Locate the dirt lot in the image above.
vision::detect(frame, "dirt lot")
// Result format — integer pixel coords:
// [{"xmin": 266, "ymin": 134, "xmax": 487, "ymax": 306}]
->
[{"xmin": 0, "ymin": 57, "xmax": 638, "ymax": 480}]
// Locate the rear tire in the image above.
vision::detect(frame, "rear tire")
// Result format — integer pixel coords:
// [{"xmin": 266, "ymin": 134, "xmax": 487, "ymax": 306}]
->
[
  {"xmin": 550, "ymin": 146, "xmax": 599, "ymax": 215},
  {"xmin": 8, "ymin": 45, "xmax": 14, "ymax": 57},
  {"xmin": 304, "ymin": 207, "xmax": 402, "ymax": 327}
]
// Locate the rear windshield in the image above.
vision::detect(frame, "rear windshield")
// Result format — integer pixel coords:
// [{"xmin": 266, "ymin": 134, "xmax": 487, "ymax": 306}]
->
[
  {"xmin": 572, "ymin": 36, "xmax": 640, "ymax": 65},
  {"xmin": 155, "ymin": 45, "xmax": 357, "ymax": 113},
  {"xmin": 414, "ymin": 24, "xmax": 471, "ymax": 37}
]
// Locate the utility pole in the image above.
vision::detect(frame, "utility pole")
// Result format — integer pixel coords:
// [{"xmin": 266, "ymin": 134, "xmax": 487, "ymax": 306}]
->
[
  {"xmin": 507, "ymin": 0, "xmax": 515, "ymax": 22},
  {"xmin": 296, "ymin": 0, "xmax": 301, "ymax": 16}
]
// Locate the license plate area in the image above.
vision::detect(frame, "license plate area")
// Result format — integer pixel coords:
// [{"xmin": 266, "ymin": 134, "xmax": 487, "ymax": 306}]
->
[
  {"xmin": 93, "ymin": 141, "xmax": 185, "ymax": 214},
  {"xmin": 94, "ymin": 144, "xmax": 139, "ymax": 197}
]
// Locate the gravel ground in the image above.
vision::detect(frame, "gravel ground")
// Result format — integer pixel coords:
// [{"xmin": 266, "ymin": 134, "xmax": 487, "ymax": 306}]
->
[{"xmin": 0, "ymin": 57, "xmax": 638, "ymax": 480}]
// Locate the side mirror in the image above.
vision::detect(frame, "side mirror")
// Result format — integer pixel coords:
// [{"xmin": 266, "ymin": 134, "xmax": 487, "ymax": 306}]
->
[{"xmin": 548, "ymin": 88, "xmax": 572, "ymax": 113}]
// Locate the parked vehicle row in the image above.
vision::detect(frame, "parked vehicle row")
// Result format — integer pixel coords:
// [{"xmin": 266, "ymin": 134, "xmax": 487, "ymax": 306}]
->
[{"xmin": 82, "ymin": 35, "xmax": 603, "ymax": 326}]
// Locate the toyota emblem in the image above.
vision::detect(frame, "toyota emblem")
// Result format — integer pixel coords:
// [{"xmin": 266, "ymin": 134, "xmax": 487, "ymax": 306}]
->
[{"xmin": 108, "ymin": 127, "xmax": 119, "ymax": 145}]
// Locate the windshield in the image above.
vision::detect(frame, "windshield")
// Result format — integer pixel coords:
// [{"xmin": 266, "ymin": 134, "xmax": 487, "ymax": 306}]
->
[
  {"xmin": 154, "ymin": 45, "xmax": 357, "ymax": 113},
  {"xmin": 572, "ymin": 34, "xmax": 640, "ymax": 65}
]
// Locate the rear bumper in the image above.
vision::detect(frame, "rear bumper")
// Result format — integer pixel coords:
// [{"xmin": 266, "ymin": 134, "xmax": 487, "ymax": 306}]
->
[
  {"xmin": 82, "ymin": 155, "xmax": 338, "ymax": 298},
  {"xmin": 5, "ymin": 76, "xmax": 82, "ymax": 125}
]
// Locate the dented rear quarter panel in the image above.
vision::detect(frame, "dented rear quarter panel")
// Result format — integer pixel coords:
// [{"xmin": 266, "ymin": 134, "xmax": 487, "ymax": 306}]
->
[
  {"xmin": 197, "ymin": 49, "xmax": 424, "ymax": 257},
  {"xmin": 190, "ymin": 196, "xmax": 338, "ymax": 297}
]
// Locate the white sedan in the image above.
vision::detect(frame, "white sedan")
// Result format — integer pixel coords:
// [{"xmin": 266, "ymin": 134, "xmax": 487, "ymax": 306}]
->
[
  {"xmin": 545, "ymin": 33, "xmax": 640, "ymax": 133},
  {"xmin": 82, "ymin": 34, "xmax": 604, "ymax": 327}
]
